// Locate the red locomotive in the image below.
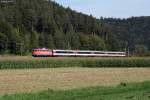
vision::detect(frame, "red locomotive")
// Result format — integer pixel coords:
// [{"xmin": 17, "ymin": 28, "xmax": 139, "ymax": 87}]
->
[
  {"xmin": 32, "ymin": 48, "xmax": 53, "ymax": 57},
  {"xmin": 32, "ymin": 48, "xmax": 126, "ymax": 57}
]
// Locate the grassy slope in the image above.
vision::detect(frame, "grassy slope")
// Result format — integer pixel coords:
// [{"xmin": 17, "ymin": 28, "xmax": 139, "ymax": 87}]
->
[{"xmin": 0, "ymin": 81, "xmax": 150, "ymax": 100}]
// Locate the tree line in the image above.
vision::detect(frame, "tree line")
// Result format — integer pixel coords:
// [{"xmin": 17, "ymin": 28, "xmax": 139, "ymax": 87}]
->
[
  {"xmin": 0, "ymin": 0, "xmax": 149, "ymax": 56},
  {"xmin": 101, "ymin": 16, "xmax": 150, "ymax": 56}
]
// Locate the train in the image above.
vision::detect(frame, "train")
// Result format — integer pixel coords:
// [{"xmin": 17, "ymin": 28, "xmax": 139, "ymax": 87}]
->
[{"xmin": 32, "ymin": 48, "xmax": 126, "ymax": 57}]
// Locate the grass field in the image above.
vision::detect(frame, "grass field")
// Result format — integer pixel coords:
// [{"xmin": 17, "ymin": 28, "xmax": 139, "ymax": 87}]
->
[
  {"xmin": 0, "ymin": 81, "xmax": 150, "ymax": 100},
  {"xmin": 0, "ymin": 56, "xmax": 150, "ymax": 99},
  {"xmin": 1, "ymin": 56, "xmax": 150, "ymax": 69},
  {"xmin": 0, "ymin": 68, "xmax": 150, "ymax": 94}
]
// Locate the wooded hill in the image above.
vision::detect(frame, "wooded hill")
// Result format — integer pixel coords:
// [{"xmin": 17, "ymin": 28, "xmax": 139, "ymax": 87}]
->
[
  {"xmin": 0, "ymin": 0, "xmax": 149, "ymax": 55},
  {"xmin": 101, "ymin": 17, "xmax": 150, "ymax": 55}
]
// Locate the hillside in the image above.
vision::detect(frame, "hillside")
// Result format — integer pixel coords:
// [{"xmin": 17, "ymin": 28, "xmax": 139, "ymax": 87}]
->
[
  {"xmin": 101, "ymin": 16, "xmax": 150, "ymax": 55},
  {"xmin": 0, "ymin": 0, "xmax": 149, "ymax": 55}
]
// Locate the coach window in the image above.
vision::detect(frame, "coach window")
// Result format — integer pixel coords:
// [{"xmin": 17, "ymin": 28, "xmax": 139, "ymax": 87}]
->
[
  {"xmin": 94, "ymin": 52, "xmax": 105, "ymax": 54},
  {"xmin": 108, "ymin": 53, "xmax": 116, "ymax": 55},
  {"xmin": 56, "ymin": 51, "xmax": 73, "ymax": 53},
  {"xmin": 77, "ymin": 52, "xmax": 91, "ymax": 54}
]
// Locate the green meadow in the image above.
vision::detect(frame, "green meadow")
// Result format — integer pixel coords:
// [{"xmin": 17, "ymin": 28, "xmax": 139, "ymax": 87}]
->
[{"xmin": 0, "ymin": 81, "xmax": 150, "ymax": 100}]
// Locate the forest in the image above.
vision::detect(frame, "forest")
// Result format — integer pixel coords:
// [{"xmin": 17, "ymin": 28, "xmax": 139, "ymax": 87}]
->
[{"xmin": 0, "ymin": 0, "xmax": 149, "ymax": 56}]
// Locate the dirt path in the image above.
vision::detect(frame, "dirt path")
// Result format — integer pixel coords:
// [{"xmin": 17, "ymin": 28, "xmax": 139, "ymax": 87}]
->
[{"xmin": 0, "ymin": 68, "xmax": 150, "ymax": 94}]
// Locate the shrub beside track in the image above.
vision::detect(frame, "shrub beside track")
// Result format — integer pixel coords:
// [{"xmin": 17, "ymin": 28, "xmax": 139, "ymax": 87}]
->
[{"xmin": 0, "ymin": 57, "xmax": 150, "ymax": 69}]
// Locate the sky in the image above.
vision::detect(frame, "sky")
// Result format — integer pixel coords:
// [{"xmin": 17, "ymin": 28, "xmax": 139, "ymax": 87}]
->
[{"xmin": 53, "ymin": 0, "xmax": 150, "ymax": 18}]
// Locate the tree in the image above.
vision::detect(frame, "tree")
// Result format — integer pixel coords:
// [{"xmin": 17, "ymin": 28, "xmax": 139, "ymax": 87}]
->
[
  {"xmin": 8, "ymin": 28, "xmax": 22, "ymax": 54},
  {"xmin": 69, "ymin": 32, "xmax": 80, "ymax": 50},
  {"xmin": 30, "ymin": 31, "xmax": 39, "ymax": 50},
  {"xmin": 134, "ymin": 45, "xmax": 149, "ymax": 56},
  {"xmin": 89, "ymin": 34, "xmax": 106, "ymax": 50},
  {"xmin": 79, "ymin": 33, "xmax": 90, "ymax": 50},
  {"xmin": 107, "ymin": 33, "xmax": 121, "ymax": 51},
  {"xmin": 0, "ymin": 32, "xmax": 7, "ymax": 54},
  {"xmin": 53, "ymin": 30, "xmax": 66, "ymax": 49},
  {"xmin": 45, "ymin": 34, "xmax": 55, "ymax": 49}
]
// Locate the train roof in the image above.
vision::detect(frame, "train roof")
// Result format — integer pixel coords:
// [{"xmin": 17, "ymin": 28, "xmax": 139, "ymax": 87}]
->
[
  {"xmin": 33, "ymin": 48, "xmax": 50, "ymax": 50},
  {"xmin": 53, "ymin": 49, "xmax": 125, "ymax": 53},
  {"xmin": 32, "ymin": 48, "xmax": 125, "ymax": 53}
]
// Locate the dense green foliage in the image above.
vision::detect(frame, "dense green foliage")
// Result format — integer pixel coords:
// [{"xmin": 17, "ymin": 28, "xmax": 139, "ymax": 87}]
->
[
  {"xmin": 0, "ymin": 0, "xmax": 113, "ymax": 55},
  {"xmin": 101, "ymin": 17, "xmax": 150, "ymax": 55},
  {"xmin": 0, "ymin": 81, "xmax": 150, "ymax": 100},
  {"xmin": 0, "ymin": 57, "xmax": 150, "ymax": 69},
  {"xmin": 0, "ymin": 0, "xmax": 149, "ymax": 56}
]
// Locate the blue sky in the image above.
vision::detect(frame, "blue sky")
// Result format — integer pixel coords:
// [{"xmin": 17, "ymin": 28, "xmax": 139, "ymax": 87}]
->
[{"xmin": 53, "ymin": 0, "xmax": 150, "ymax": 18}]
